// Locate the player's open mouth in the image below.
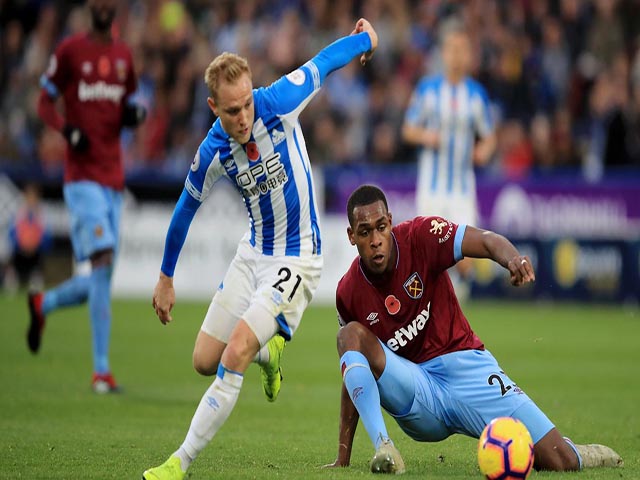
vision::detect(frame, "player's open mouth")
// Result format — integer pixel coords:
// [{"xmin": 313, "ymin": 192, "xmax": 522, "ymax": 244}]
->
[{"xmin": 372, "ymin": 254, "xmax": 384, "ymax": 264}]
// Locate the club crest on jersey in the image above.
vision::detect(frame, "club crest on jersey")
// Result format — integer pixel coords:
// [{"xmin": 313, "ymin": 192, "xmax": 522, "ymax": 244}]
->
[
  {"xmin": 429, "ymin": 218, "xmax": 453, "ymax": 244},
  {"xmin": 385, "ymin": 295, "xmax": 401, "ymax": 315},
  {"xmin": 403, "ymin": 272, "xmax": 424, "ymax": 299}
]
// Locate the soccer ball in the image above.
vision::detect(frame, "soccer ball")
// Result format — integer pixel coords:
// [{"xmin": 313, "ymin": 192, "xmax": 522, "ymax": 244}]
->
[{"xmin": 477, "ymin": 417, "xmax": 534, "ymax": 480}]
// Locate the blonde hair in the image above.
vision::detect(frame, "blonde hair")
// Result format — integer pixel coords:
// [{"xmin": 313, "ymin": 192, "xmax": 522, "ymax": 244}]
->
[{"xmin": 204, "ymin": 52, "xmax": 252, "ymax": 100}]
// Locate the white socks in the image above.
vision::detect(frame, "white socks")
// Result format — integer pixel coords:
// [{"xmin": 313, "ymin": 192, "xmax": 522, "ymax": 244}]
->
[
  {"xmin": 174, "ymin": 365, "xmax": 244, "ymax": 471},
  {"xmin": 254, "ymin": 344, "xmax": 270, "ymax": 366}
]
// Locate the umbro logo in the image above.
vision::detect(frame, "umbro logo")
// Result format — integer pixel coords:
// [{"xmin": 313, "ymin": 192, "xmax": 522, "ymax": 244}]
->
[
  {"xmin": 206, "ymin": 395, "xmax": 219, "ymax": 410},
  {"xmin": 367, "ymin": 312, "xmax": 379, "ymax": 325},
  {"xmin": 271, "ymin": 128, "xmax": 286, "ymax": 146}
]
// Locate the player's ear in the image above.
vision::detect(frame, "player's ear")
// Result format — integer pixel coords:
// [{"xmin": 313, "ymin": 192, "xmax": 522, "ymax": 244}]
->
[
  {"xmin": 388, "ymin": 212, "xmax": 393, "ymax": 226},
  {"xmin": 347, "ymin": 226, "xmax": 356, "ymax": 246},
  {"xmin": 207, "ymin": 97, "xmax": 218, "ymax": 116}
]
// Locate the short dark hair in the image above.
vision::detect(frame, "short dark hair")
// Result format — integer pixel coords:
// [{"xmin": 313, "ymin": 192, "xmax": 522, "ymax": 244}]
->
[{"xmin": 346, "ymin": 185, "xmax": 388, "ymax": 226}]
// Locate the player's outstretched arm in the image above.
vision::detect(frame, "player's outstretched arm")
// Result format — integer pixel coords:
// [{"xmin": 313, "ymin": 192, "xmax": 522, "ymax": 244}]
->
[
  {"xmin": 152, "ymin": 189, "xmax": 201, "ymax": 324},
  {"xmin": 323, "ymin": 383, "xmax": 359, "ymax": 468},
  {"xmin": 461, "ymin": 226, "xmax": 535, "ymax": 287}
]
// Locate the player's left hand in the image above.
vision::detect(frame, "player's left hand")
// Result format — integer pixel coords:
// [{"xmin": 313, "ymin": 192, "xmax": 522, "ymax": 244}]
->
[
  {"xmin": 152, "ymin": 272, "xmax": 175, "ymax": 324},
  {"xmin": 507, "ymin": 255, "xmax": 535, "ymax": 286},
  {"xmin": 351, "ymin": 18, "xmax": 377, "ymax": 66}
]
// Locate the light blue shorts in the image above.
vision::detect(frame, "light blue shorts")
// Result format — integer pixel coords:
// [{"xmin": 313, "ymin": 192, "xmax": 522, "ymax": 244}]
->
[
  {"xmin": 63, "ymin": 181, "xmax": 122, "ymax": 261},
  {"xmin": 376, "ymin": 343, "xmax": 554, "ymax": 444}
]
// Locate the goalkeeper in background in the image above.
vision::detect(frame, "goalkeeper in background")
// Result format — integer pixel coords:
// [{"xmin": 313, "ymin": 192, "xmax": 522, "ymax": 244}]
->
[{"xmin": 29, "ymin": 0, "xmax": 146, "ymax": 393}]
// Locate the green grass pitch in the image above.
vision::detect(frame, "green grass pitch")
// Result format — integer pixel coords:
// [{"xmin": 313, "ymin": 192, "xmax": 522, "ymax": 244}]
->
[{"xmin": 1, "ymin": 294, "xmax": 638, "ymax": 479}]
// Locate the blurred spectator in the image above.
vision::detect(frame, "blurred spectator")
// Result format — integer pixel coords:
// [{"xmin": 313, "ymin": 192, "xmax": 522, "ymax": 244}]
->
[
  {"xmin": 4, "ymin": 183, "xmax": 51, "ymax": 292},
  {"xmin": 540, "ymin": 16, "xmax": 571, "ymax": 105},
  {"xmin": 605, "ymin": 79, "xmax": 640, "ymax": 167},
  {"xmin": 553, "ymin": 107, "xmax": 582, "ymax": 168},
  {"xmin": 585, "ymin": 0, "xmax": 625, "ymax": 72},
  {"xmin": 498, "ymin": 120, "xmax": 533, "ymax": 179},
  {"xmin": 530, "ymin": 113, "xmax": 556, "ymax": 172}
]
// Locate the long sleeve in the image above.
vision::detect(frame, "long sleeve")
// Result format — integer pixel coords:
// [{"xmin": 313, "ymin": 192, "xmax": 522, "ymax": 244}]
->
[
  {"xmin": 37, "ymin": 89, "xmax": 65, "ymax": 132},
  {"xmin": 310, "ymin": 31, "xmax": 372, "ymax": 83},
  {"xmin": 160, "ymin": 189, "xmax": 201, "ymax": 277}
]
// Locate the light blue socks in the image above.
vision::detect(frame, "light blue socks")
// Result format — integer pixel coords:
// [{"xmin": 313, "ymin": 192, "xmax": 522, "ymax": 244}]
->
[
  {"xmin": 340, "ymin": 351, "xmax": 390, "ymax": 449},
  {"xmin": 42, "ymin": 274, "xmax": 90, "ymax": 314},
  {"xmin": 89, "ymin": 265, "xmax": 112, "ymax": 374}
]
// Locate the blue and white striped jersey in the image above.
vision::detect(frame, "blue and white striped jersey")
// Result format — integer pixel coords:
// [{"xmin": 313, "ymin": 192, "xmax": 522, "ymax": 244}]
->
[
  {"xmin": 185, "ymin": 69, "xmax": 324, "ymax": 257},
  {"xmin": 405, "ymin": 74, "xmax": 493, "ymax": 197},
  {"xmin": 161, "ymin": 32, "xmax": 372, "ymax": 270}
]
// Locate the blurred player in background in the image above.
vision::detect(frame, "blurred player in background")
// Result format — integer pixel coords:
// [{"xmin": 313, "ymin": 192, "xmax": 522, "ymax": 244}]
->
[
  {"xmin": 143, "ymin": 18, "xmax": 378, "ymax": 480},
  {"xmin": 325, "ymin": 184, "xmax": 623, "ymax": 474},
  {"xmin": 29, "ymin": 0, "xmax": 146, "ymax": 393},
  {"xmin": 402, "ymin": 20, "xmax": 496, "ymax": 301}
]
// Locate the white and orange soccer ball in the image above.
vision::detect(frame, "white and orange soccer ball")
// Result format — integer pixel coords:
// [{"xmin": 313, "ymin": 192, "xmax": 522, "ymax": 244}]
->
[{"xmin": 477, "ymin": 417, "xmax": 535, "ymax": 480}]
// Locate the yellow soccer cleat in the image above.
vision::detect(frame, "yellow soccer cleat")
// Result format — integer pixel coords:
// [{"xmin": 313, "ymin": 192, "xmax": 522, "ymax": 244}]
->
[
  {"xmin": 261, "ymin": 334, "xmax": 285, "ymax": 402},
  {"xmin": 142, "ymin": 455, "xmax": 185, "ymax": 480},
  {"xmin": 370, "ymin": 439, "xmax": 406, "ymax": 474}
]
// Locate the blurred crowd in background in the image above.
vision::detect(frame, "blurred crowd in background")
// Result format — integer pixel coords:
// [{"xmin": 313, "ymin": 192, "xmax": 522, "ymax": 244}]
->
[{"xmin": 2, "ymin": 0, "xmax": 640, "ymax": 183}]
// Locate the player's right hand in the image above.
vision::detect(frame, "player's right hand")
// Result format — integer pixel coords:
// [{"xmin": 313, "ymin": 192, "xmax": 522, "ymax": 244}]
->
[
  {"xmin": 62, "ymin": 124, "xmax": 89, "ymax": 152},
  {"xmin": 152, "ymin": 273, "xmax": 175, "ymax": 325},
  {"xmin": 351, "ymin": 18, "xmax": 378, "ymax": 66},
  {"xmin": 507, "ymin": 255, "xmax": 535, "ymax": 286}
]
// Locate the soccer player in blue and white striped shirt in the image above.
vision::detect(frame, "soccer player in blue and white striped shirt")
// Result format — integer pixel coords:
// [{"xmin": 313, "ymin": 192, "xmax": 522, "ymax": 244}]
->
[
  {"xmin": 402, "ymin": 21, "xmax": 496, "ymax": 299},
  {"xmin": 143, "ymin": 18, "xmax": 378, "ymax": 480}
]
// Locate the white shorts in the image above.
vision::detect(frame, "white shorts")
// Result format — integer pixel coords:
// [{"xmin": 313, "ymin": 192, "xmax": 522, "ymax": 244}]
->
[
  {"xmin": 201, "ymin": 236, "xmax": 323, "ymax": 347},
  {"xmin": 416, "ymin": 192, "xmax": 478, "ymax": 227}
]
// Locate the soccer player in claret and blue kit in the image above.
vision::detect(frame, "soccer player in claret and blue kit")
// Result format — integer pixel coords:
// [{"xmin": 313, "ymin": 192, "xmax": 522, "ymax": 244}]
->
[
  {"xmin": 324, "ymin": 184, "xmax": 623, "ymax": 474},
  {"xmin": 29, "ymin": 0, "xmax": 146, "ymax": 393}
]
